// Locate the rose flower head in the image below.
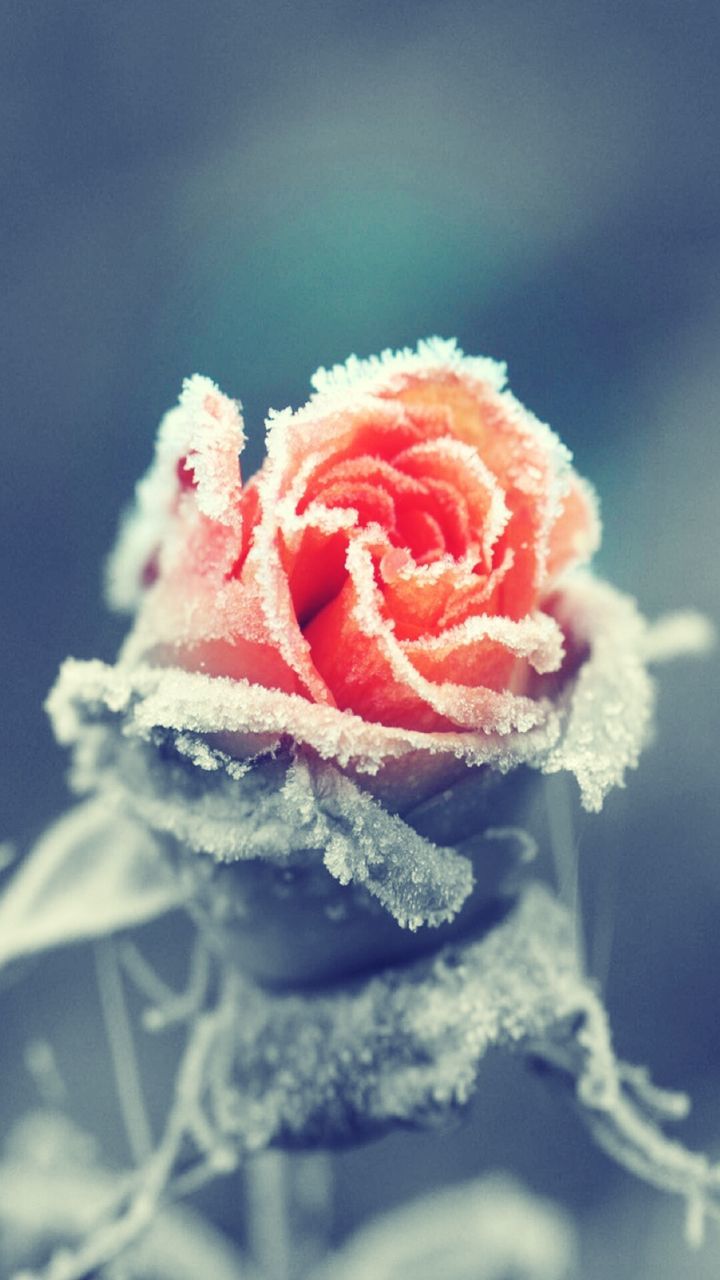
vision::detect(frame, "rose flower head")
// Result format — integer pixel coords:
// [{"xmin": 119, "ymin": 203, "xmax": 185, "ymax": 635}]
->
[
  {"xmin": 113, "ymin": 340, "xmax": 599, "ymax": 745},
  {"xmin": 50, "ymin": 339, "xmax": 672, "ymax": 985}
]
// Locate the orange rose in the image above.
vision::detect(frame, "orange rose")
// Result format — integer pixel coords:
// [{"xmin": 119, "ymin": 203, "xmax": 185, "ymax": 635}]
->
[
  {"xmin": 112, "ymin": 340, "xmax": 598, "ymax": 778},
  {"xmin": 51, "ymin": 339, "xmax": 665, "ymax": 985}
]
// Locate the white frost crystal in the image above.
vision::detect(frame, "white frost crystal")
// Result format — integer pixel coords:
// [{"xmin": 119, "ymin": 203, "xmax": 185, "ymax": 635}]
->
[{"xmin": 41, "ymin": 567, "xmax": 693, "ymax": 939}]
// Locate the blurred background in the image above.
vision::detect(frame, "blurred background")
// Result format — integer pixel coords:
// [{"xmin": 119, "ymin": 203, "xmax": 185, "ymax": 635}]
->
[{"xmin": 1, "ymin": 0, "xmax": 719, "ymax": 1275}]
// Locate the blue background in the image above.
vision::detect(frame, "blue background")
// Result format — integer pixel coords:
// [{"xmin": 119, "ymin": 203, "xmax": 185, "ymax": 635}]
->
[{"xmin": 1, "ymin": 2, "xmax": 719, "ymax": 1274}]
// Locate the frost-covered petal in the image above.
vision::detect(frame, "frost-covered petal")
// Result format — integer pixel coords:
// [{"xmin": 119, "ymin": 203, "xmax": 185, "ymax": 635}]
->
[
  {"xmin": 106, "ymin": 375, "xmax": 245, "ymax": 612},
  {"xmin": 305, "ymin": 536, "xmax": 555, "ymax": 733},
  {"xmin": 540, "ymin": 573, "xmax": 657, "ymax": 811},
  {"xmin": 545, "ymin": 475, "xmax": 601, "ymax": 580},
  {"xmin": 47, "ymin": 567, "xmax": 663, "ymax": 826}
]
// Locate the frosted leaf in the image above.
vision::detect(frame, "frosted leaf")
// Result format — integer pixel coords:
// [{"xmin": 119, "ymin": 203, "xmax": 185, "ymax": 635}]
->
[
  {"xmin": 183, "ymin": 885, "xmax": 720, "ymax": 1244},
  {"xmin": 642, "ymin": 609, "xmax": 716, "ymax": 664},
  {"xmin": 0, "ymin": 800, "xmax": 187, "ymax": 970},
  {"xmin": 312, "ymin": 1175, "xmax": 576, "ymax": 1280},
  {"xmin": 318, "ymin": 767, "xmax": 474, "ymax": 929},
  {"xmin": 14, "ymin": 891, "xmax": 720, "ymax": 1277}
]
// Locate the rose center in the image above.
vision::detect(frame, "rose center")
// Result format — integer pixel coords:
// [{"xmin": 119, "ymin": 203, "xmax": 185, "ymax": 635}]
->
[{"xmin": 300, "ymin": 453, "xmax": 472, "ymax": 567}]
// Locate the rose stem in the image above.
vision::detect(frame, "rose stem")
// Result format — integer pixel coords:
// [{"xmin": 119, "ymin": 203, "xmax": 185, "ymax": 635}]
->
[
  {"xmin": 245, "ymin": 1150, "xmax": 333, "ymax": 1280},
  {"xmin": 544, "ymin": 774, "xmax": 585, "ymax": 970},
  {"xmin": 93, "ymin": 937, "xmax": 153, "ymax": 1166},
  {"xmin": 588, "ymin": 822, "xmax": 620, "ymax": 995}
]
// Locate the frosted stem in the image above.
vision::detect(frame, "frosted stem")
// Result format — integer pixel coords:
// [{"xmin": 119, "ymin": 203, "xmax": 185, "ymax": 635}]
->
[
  {"xmin": 545, "ymin": 775, "xmax": 585, "ymax": 970},
  {"xmin": 94, "ymin": 939, "xmax": 153, "ymax": 1165},
  {"xmin": 530, "ymin": 1008, "xmax": 720, "ymax": 1247},
  {"xmin": 246, "ymin": 1150, "xmax": 333, "ymax": 1280}
]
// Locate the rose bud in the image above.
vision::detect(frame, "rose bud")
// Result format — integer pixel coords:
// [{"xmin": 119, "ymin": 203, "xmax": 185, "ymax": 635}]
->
[{"xmin": 49, "ymin": 340, "xmax": 670, "ymax": 990}]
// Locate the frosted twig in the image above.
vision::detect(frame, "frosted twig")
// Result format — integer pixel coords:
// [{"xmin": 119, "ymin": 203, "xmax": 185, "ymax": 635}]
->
[
  {"xmin": 0, "ymin": 840, "xmax": 17, "ymax": 874},
  {"xmin": 545, "ymin": 775, "xmax": 585, "ymax": 969},
  {"xmin": 588, "ymin": 830, "xmax": 618, "ymax": 995},
  {"xmin": 119, "ymin": 939, "xmax": 179, "ymax": 1008},
  {"xmin": 24, "ymin": 1040, "xmax": 67, "ymax": 1108},
  {"xmin": 119, "ymin": 934, "xmax": 211, "ymax": 1031},
  {"xmin": 19, "ymin": 966, "xmax": 241, "ymax": 1280},
  {"xmin": 529, "ymin": 1004, "xmax": 720, "ymax": 1248},
  {"xmin": 245, "ymin": 1151, "xmax": 294, "ymax": 1280},
  {"xmin": 94, "ymin": 939, "xmax": 153, "ymax": 1166},
  {"xmin": 142, "ymin": 937, "xmax": 211, "ymax": 1031}
]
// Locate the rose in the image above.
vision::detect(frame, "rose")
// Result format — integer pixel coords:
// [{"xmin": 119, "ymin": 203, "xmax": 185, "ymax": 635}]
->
[
  {"xmin": 114, "ymin": 339, "xmax": 598, "ymax": 754},
  {"xmin": 55, "ymin": 339, "xmax": 659, "ymax": 986}
]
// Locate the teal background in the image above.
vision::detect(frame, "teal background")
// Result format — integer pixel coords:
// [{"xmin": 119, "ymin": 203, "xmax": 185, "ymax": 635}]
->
[{"xmin": 1, "ymin": 2, "xmax": 719, "ymax": 1274}]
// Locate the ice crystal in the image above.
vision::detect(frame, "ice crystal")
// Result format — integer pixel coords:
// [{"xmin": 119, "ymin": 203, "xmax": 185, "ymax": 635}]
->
[
  {"xmin": 40, "ymin": 567, "xmax": 690, "ymax": 942},
  {"xmin": 106, "ymin": 375, "xmax": 245, "ymax": 613},
  {"xmin": 7, "ymin": 886, "xmax": 720, "ymax": 1279}
]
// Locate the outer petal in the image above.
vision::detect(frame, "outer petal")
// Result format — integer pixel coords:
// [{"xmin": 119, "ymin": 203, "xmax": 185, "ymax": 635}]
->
[
  {"xmin": 48, "ymin": 570, "xmax": 666, "ymax": 815},
  {"xmin": 545, "ymin": 475, "xmax": 601, "ymax": 581},
  {"xmin": 106, "ymin": 375, "xmax": 245, "ymax": 612}
]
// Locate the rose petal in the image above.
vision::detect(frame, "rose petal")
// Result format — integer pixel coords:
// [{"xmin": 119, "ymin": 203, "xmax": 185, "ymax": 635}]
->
[
  {"xmin": 546, "ymin": 475, "xmax": 601, "ymax": 581},
  {"xmin": 305, "ymin": 537, "xmax": 551, "ymax": 735},
  {"xmin": 106, "ymin": 375, "xmax": 245, "ymax": 612}
]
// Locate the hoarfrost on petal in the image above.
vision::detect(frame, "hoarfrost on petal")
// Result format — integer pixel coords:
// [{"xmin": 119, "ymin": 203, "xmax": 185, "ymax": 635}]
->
[
  {"xmin": 0, "ymin": 800, "xmax": 187, "ymax": 970},
  {"xmin": 541, "ymin": 573, "xmax": 657, "ymax": 811},
  {"xmin": 309, "ymin": 337, "xmax": 508, "ymax": 403},
  {"xmin": 48, "ymin": 567, "xmax": 673, "ymax": 820},
  {"xmin": 106, "ymin": 375, "xmax": 245, "ymax": 613}
]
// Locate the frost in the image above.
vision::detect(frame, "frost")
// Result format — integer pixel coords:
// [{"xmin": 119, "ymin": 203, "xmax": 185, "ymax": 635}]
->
[
  {"xmin": 106, "ymin": 375, "xmax": 245, "ymax": 613},
  {"xmin": 0, "ymin": 1115, "xmax": 252, "ymax": 1280},
  {"xmin": 45, "ymin": 668, "xmax": 477, "ymax": 928},
  {"xmin": 642, "ymin": 609, "xmax": 716, "ymax": 664},
  {"xmin": 315, "ymin": 1175, "xmax": 577, "ymax": 1280},
  {"xmin": 310, "ymin": 336, "xmax": 508, "ymax": 401},
  {"xmin": 318, "ymin": 768, "xmax": 474, "ymax": 929},
  {"xmin": 39, "ymin": 564, "xmax": 687, "ymax": 930},
  {"xmin": 12, "ymin": 888, "xmax": 720, "ymax": 1278},
  {"xmin": 50, "ymin": 565, "xmax": 674, "ymax": 807},
  {"xmin": 542, "ymin": 573, "xmax": 657, "ymax": 811},
  {"xmin": 0, "ymin": 800, "xmax": 187, "ymax": 971}
]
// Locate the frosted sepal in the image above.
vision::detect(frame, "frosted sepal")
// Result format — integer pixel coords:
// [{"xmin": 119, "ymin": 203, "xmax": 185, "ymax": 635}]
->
[
  {"xmin": 206, "ymin": 886, "xmax": 720, "ymax": 1241},
  {"xmin": 48, "ymin": 571, "xmax": 702, "ymax": 831},
  {"xmin": 0, "ymin": 800, "xmax": 187, "ymax": 969}
]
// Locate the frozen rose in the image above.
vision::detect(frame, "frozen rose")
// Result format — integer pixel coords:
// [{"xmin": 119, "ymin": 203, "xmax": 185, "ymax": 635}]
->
[
  {"xmin": 92, "ymin": 340, "xmax": 632, "ymax": 985},
  {"xmin": 114, "ymin": 342, "xmax": 598, "ymax": 754}
]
